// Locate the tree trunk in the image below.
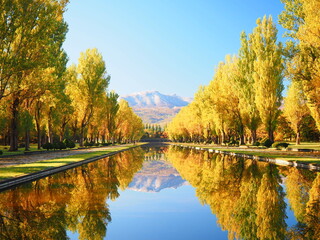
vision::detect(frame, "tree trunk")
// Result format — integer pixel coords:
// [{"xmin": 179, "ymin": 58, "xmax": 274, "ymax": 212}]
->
[
  {"xmin": 239, "ymin": 134, "xmax": 245, "ymax": 145},
  {"xmin": 35, "ymin": 102, "xmax": 42, "ymax": 149},
  {"xmin": 221, "ymin": 130, "xmax": 225, "ymax": 145},
  {"xmin": 251, "ymin": 129, "xmax": 257, "ymax": 144},
  {"xmin": 47, "ymin": 107, "xmax": 53, "ymax": 143},
  {"xmin": 9, "ymin": 97, "xmax": 19, "ymax": 151},
  {"xmin": 59, "ymin": 118, "xmax": 67, "ymax": 142},
  {"xmin": 268, "ymin": 128, "xmax": 274, "ymax": 142},
  {"xmin": 36, "ymin": 122, "xmax": 41, "ymax": 149},
  {"xmin": 296, "ymin": 131, "xmax": 301, "ymax": 145},
  {"xmin": 25, "ymin": 129, "xmax": 30, "ymax": 151},
  {"xmin": 79, "ymin": 127, "xmax": 84, "ymax": 147}
]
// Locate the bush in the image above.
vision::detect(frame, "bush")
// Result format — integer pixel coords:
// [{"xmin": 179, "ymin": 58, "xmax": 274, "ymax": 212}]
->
[
  {"xmin": 228, "ymin": 139, "xmax": 239, "ymax": 146},
  {"xmin": 63, "ymin": 139, "xmax": 76, "ymax": 149},
  {"xmin": 95, "ymin": 142, "xmax": 100, "ymax": 147},
  {"xmin": 42, "ymin": 142, "xmax": 53, "ymax": 151},
  {"xmin": 18, "ymin": 143, "xmax": 25, "ymax": 148},
  {"xmin": 101, "ymin": 143, "xmax": 112, "ymax": 146},
  {"xmin": 0, "ymin": 150, "xmax": 3, "ymax": 155},
  {"xmin": 57, "ymin": 141, "xmax": 66, "ymax": 150},
  {"xmin": 272, "ymin": 142, "xmax": 290, "ymax": 149},
  {"xmin": 252, "ymin": 141, "xmax": 260, "ymax": 146},
  {"xmin": 260, "ymin": 138, "xmax": 274, "ymax": 148}
]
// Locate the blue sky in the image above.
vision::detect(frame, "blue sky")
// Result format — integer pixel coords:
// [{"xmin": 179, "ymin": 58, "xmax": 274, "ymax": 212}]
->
[{"xmin": 63, "ymin": 0, "xmax": 286, "ymax": 98}]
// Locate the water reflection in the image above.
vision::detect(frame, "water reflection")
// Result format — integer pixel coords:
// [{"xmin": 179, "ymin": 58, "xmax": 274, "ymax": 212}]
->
[
  {"xmin": 0, "ymin": 146, "xmax": 319, "ymax": 240},
  {"xmin": 0, "ymin": 148, "xmax": 144, "ymax": 240},
  {"xmin": 129, "ymin": 147, "xmax": 187, "ymax": 192},
  {"xmin": 166, "ymin": 146, "xmax": 320, "ymax": 240}
]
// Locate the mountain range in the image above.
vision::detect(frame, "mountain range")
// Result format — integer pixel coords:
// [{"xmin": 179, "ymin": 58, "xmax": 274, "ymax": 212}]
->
[
  {"xmin": 121, "ymin": 91, "xmax": 192, "ymax": 124},
  {"xmin": 128, "ymin": 160, "xmax": 188, "ymax": 193}
]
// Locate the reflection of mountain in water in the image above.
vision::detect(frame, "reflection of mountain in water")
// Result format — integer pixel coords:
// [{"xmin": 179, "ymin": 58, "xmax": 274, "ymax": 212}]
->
[{"xmin": 128, "ymin": 160, "xmax": 187, "ymax": 192}]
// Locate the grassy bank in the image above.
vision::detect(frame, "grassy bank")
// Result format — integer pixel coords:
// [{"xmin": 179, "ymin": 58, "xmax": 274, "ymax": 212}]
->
[
  {"xmin": 172, "ymin": 143, "xmax": 320, "ymax": 164},
  {"xmin": 0, "ymin": 144, "xmax": 144, "ymax": 181}
]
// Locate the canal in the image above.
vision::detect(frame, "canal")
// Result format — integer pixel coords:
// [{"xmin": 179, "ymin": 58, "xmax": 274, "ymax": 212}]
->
[{"xmin": 0, "ymin": 145, "xmax": 319, "ymax": 239}]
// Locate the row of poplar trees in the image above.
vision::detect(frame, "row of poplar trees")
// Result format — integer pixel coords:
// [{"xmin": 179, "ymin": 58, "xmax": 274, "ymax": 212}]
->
[
  {"xmin": 0, "ymin": 0, "xmax": 144, "ymax": 151},
  {"xmin": 167, "ymin": 0, "xmax": 320, "ymax": 145}
]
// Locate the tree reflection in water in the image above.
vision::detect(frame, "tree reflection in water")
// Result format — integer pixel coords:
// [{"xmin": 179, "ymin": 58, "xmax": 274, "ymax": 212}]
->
[
  {"xmin": 0, "ymin": 146, "xmax": 319, "ymax": 240},
  {"xmin": 0, "ymin": 147, "xmax": 144, "ymax": 240},
  {"xmin": 166, "ymin": 146, "xmax": 320, "ymax": 240}
]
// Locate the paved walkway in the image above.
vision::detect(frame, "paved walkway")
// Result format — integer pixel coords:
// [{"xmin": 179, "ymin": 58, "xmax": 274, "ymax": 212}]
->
[{"xmin": 0, "ymin": 145, "xmax": 128, "ymax": 167}]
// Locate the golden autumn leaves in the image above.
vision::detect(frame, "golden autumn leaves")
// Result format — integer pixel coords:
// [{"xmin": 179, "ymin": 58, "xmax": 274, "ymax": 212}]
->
[
  {"xmin": 0, "ymin": 1, "xmax": 144, "ymax": 150},
  {"xmin": 168, "ymin": 0, "xmax": 320, "ymax": 145}
]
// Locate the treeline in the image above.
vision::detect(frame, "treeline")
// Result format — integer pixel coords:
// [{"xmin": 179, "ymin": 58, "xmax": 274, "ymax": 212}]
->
[
  {"xmin": 167, "ymin": 0, "xmax": 320, "ymax": 145},
  {"xmin": 143, "ymin": 124, "xmax": 167, "ymax": 138},
  {"xmin": 0, "ymin": 0, "xmax": 144, "ymax": 151}
]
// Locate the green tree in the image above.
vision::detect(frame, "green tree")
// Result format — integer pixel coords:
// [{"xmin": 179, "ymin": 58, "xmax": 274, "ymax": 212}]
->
[
  {"xmin": 280, "ymin": 0, "xmax": 320, "ymax": 131},
  {"xmin": 67, "ymin": 48, "xmax": 110, "ymax": 146},
  {"xmin": 105, "ymin": 91, "xmax": 119, "ymax": 143},
  {"xmin": 283, "ymin": 81, "xmax": 309, "ymax": 144},
  {"xmin": 0, "ymin": 0, "xmax": 69, "ymax": 151},
  {"xmin": 235, "ymin": 31, "xmax": 260, "ymax": 143},
  {"xmin": 251, "ymin": 16, "xmax": 284, "ymax": 142}
]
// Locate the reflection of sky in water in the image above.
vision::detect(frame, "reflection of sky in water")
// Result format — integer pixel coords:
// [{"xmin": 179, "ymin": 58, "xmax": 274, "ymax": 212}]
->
[
  {"xmin": 66, "ymin": 158, "xmax": 299, "ymax": 240},
  {"xmin": 0, "ymin": 146, "xmax": 307, "ymax": 240},
  {"xmin": 106, "ymin": 185, "xmax": 227, "ymax": 240}
]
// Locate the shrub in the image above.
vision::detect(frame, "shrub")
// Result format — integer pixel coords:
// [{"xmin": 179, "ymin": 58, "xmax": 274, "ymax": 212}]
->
[
  {"xmin": 63, "ymin": 139, "xmax": 76, "ymax": 149},
  {"xmin": 42, "ymin": 143, "xmax": 53, "ymax": 151},
  {"xmin": 101, "ymin": 143, "xmax": 111, "ymax": 146},
  {"xmin": 84, "ymin": 141, "xmax": 90, "ymax": 147},
  {"xmin": 0, "ymin": 150, "xmax": 3, "ymax": 155},
  {"xmin": 260, "ymin": 138, "xmax": 274, "ymax": 148},
  {"xmin": 53, "ymin": 142, "xmax": 59, "ymax": 150},
  {"xmin": 57, "ymin": 141, "xmax": 66, "ymax": 150},
  {"xmin": 95, "ymin": 142, "xmax": 100, "ymax": 147},
  {"xmin": 228, "ymin": 139, "xmax": 239, "ymax": 146},
  {"xmin": 252, "ymin": 141, "xmax": 260, "ymax": 146},
  {"xmin": 272, "ymin": 142, "xmax": 290, "ymax": 149},
  {"xmin": 18, "ymin": 143, "xmax": 25, "ymax": 148}
]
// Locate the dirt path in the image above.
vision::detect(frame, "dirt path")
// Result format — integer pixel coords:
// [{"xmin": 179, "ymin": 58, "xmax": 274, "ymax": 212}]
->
[{"xmin": 0, "ymin": 145, "xmax": 127, "ymax": 167}]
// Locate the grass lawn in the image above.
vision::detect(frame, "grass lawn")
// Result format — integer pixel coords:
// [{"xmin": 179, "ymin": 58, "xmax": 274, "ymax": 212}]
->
[
  {"xmin": 287, "ymin": 142, "xmax": 320, "ymax": 151},
  {"xmin": 0, "ymin": 144, "xmax": 143, "ymax": 181},
  {"xmin": 0, "ymin": 144, "xmax": 41, "ymax": 156}
]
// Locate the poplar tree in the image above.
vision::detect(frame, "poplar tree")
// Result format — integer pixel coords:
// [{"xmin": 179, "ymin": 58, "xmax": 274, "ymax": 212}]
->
[
  {"xmin": 283, "ymin": 81, "xmax": 309, "ymax": 144},
  {"xmin": 67, "ymin": 48, "xmax": 109, "ymax": 146},
  {"xmin": 251, "ymin": 16, "xmax": 284, "ymax": 142},
  {"xmin": 235, "ymin": 32, "xmax": 260, "ymax": 143},
  {"xmin": 0, "ymin": 0, "xmax": 69, "ymax": 150},
  {"xmin": 280, "ymin": 0, "xmax": 320, "ymax": 131},
  {"xmin": 104, "ymin": 91, "xmax": 119, "ymax": 143}
]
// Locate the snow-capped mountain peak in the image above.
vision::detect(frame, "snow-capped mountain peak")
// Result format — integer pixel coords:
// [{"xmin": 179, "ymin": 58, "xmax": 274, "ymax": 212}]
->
[{"xmin": 121, "ymin": 91, "xmax": 191, "ymax": 109}]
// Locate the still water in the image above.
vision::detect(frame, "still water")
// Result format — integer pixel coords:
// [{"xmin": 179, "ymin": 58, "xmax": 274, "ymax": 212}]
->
[{"xmin": 0, "ymin": 145, "xmax": 319, "ymax": 240}]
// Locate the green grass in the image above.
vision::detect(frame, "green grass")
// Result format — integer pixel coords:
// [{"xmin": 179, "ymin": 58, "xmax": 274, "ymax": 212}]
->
[
  {"xmin": 287, "ymin": 142, "xmax": 320, "ymax": 150},
  {"xmin": 0, "ymin": 144, "xmax": 142, "ymax": 181},
  {"xmin": 0, "ymin": 142, "xmax": 138, "ymax": 156},
  {"xmin": 0, "ymin": 144, "xmax": 42, "ymax": 156},
  {"xmin": 174, "ymin": 143, "xmax": 320, "ymax": 164}
]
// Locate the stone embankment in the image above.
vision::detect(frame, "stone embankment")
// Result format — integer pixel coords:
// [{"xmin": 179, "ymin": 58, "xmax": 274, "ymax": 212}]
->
[
  {"xmin": 0, "ymin": 144, "xmax": 142, "ymax": 192},
  {"xmin": 173, "ymin": 144, "xmax": 320, "ymax": 171}
]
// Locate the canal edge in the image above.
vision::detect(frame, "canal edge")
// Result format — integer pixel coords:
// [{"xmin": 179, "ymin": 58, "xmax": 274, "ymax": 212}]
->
[
  {"xmin": 0, "ymin": 145, "xmax": 142, "ymax": 192},
  {"xmin": 172, "ymin": 144, "xmax": 320, "ymax": 172}
]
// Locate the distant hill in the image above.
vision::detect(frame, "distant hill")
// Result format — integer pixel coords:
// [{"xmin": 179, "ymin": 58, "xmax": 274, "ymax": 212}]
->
[
  {"xmin": 128, "ymin": 160, "xmax": 188, "ymax": 192},
  {"xmin": 121, "ymin": 91, "xmax": 192, "ymax": 124}
]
